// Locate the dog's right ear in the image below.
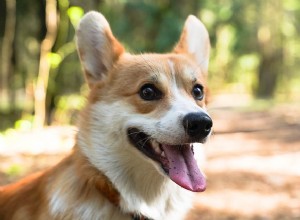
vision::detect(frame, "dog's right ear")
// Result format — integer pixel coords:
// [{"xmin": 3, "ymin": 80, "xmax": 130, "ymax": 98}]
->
[{"xmin": 76, "ymin": 11, "xmax": 124, "ymax": 88}]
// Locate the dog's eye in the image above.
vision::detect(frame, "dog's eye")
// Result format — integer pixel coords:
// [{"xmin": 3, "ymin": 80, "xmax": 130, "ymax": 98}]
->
[
  {"xmin": 192, "ymin": 84, "xmax": 204, "ymax": 100},
  {"xmin": 140, "ymin": 84, "xmax": 162, "ymax": 101}
]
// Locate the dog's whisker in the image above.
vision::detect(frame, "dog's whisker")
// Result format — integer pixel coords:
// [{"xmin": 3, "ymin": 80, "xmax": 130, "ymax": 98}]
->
[
  {"xmin": 137, "ymin": 136, "xmax": 151, "ymax": 147},
  {"xmin": 128, "ymin": 131, "xmax": 145, "ymax": 135},
  {"xmin": 140, "ymin": 138, "xmax": 151, "ymax": 149}
]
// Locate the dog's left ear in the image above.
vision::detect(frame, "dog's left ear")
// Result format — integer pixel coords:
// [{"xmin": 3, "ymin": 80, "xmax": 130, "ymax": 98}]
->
[
  {"xmin": 76, "ymin": 11, "xmax": 124, "ymax": 88},
  {"xmin": 174, "ymin": 15, "xmax": 210, "ymax": 74}
]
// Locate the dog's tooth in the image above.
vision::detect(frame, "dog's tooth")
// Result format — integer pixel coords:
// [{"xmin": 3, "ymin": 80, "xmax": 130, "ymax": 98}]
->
[
  {"xmin": 151, "ymin": 141, "xmax": 156, "ymax": 151},
  {"xmin": 161, "ymin": 151, "xmax": 165, "ymax": 158},
  {"xmin": 151, "ymin": 141, "xmax": 161, "ymax": 154}
]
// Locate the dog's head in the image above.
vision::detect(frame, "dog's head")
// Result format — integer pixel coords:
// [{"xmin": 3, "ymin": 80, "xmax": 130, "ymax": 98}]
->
[{"xmin": 76, "ymin": 12, "xmax": 212, "ymax": 193}]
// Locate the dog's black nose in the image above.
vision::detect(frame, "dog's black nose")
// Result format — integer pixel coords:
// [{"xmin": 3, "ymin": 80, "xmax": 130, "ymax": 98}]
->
[{"xmin": 183, "ymin": 112, "xmax": 213, "ymax": 139}]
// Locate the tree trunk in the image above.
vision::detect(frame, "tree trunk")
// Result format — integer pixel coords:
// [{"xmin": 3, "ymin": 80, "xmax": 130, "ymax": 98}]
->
[
  {"xmin": 1, "ymin": 0, "xmax": 16, "ymax": 106},
  {"xmin": 256, "ymin": 0, "xmax": 283, "ymax": 99},
  {"xmin": 33, "ymin": 0, "xmax": 57, "ymax": 128},
  {"xmin": 257, "ymin": 50, "xmax": 283, "ymax": 98}
]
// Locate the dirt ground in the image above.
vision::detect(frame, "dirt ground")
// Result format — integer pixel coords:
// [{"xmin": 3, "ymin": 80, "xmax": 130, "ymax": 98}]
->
[{"xmin": 0, "ymin": 101, "xmax": 299, "ymax": 220}]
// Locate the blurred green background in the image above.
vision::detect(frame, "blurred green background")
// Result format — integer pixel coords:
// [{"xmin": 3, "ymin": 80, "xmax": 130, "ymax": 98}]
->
[{"xmin": 0, "ymin": 0, "xmax": 300, "ymax": 131}]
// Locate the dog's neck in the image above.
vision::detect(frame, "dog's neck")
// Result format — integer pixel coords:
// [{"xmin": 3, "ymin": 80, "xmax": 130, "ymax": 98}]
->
[
  {"xmin": 73, "ymin": 147, "xmax": 151, "ymax": 220},
  {"xmin": 74, "ymin": 147, "xmax": 120, "ymax": 206}
]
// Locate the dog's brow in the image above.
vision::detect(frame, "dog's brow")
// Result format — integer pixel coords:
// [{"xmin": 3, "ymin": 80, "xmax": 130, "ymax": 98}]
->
[
  {"xmin": 140, "ymin": 54, "xmax": 161, "ymax": 74},
  {"xmin": 192, "ymin": 77, "xmax": 197, "ymax": 84},
  {"xmin": 150, "ymin": 74, "xmax": 159, "ymax": 83},
  {"xmin": 184, "ymin": 65, "xmax": 199, "ymax": 84}
]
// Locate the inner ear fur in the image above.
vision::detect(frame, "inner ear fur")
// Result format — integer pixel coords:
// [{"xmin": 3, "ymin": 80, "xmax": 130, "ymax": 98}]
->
[
  {"xmin": 76, "ymin": 11, "xmax": 124, "ymax": 88},
  {"xmin": 174, "ymin": 15, "xmax": 210, "ymax": 74}
]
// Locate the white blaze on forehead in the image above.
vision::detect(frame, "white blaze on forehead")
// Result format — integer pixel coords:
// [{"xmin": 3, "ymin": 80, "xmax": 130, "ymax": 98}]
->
[
  {"xmin": 167, "ymin": 59, "xmax": 182, "ymax": 101},
  {"xmin": 167, "ymin": 59, "xmax": 176, "ymax": 83},
  {"xmin": 166, "ymin": 59, "xmax": 204, "ymax": 114}
]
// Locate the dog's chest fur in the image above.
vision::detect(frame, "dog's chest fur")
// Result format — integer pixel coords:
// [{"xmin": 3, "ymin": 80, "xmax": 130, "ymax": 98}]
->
[
  {"xmin": 45, "ymin": 151, "xmax": 192, "ymax": 220},
  {"xmin": 47, "ymin": 164, "xmax": 193, "ymax": 220}
]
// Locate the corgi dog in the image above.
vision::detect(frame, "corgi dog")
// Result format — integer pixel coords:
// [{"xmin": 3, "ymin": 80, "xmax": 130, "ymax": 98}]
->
[{"xmin": 0, "ymin": 11, "xmax": 212, "ymax": 220}]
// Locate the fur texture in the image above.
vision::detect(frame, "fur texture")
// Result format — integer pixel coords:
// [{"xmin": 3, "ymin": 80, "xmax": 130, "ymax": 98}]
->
[{"xmin": 0, "ymin": 11, "xmax": 211, "ymax": 220}]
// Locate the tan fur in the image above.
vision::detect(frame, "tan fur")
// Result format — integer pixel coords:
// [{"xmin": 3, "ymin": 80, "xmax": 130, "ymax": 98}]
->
[
  {"xmin": 0, "ymin": 11, "xmax": 211, "ymax": 220},
  {"xmin": 0, "ymin": 149, "xmax": 120, "ymax": 220}
]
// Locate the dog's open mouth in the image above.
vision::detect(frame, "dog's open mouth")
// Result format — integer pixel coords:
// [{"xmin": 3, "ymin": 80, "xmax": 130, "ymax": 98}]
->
[{"xmin": 127, "ymin": 128, "xmax": 206, "ymax": 192}]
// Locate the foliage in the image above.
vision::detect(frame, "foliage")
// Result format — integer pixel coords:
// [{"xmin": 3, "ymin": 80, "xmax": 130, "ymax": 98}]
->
[
  {"xmin": 0, "ymin": 0, "xmax": 300, "ymax": 131},
  {"xmin": 53, "ymin": 94, "xmax": 86, "ymax": 125},
  {"xmin": 5, "ymin": 164, "xmax": 25, "ymax": 177}
]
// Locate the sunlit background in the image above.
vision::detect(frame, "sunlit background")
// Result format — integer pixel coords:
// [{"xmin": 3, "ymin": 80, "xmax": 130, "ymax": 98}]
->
[{"xmin": 0, "ymin": 0, "xmax": 299, "ymax": 219}]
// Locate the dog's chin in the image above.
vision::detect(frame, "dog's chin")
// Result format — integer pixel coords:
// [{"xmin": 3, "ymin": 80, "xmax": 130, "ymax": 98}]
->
[{"xmin": 127, "ymin": 128, "xmax": 207, "ymax": 192}]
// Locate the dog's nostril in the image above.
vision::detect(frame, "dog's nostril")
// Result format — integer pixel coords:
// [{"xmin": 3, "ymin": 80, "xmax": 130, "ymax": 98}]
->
[
  {"xmin": 188, "ymin": 123, "xmax": 199, "ymax": 132},
  {"xmin": 204, "ymin": 118, "xmax": 213, "ymax": 131},
  {"xmin": 183, "ymin": 113, "xmax": 213, "ymax": 138}
]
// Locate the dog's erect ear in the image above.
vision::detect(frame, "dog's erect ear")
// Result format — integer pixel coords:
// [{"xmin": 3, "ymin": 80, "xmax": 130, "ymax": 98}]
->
[
  {"xmin": 174, "ymin": 15, "xmax": 210, "ymax": 74},
  {"xmin": 76, "ymin": 11, "xmax": 124, "ymax": 88}
]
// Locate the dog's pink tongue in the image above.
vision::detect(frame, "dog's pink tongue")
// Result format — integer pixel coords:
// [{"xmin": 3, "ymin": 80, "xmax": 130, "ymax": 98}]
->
[{"xmin": 161, "ymin": 145, "xmax": 206, "ymax": 192}]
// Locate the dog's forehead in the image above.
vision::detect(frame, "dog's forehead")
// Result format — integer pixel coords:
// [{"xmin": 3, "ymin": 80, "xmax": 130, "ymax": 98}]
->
[{"xmin": 115, "ymin": 54, "xmax": 204, "ymax": 84}]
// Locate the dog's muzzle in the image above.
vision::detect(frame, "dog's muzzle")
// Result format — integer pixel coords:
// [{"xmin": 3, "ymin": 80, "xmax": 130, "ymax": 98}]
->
[{"xmin": 127, "ymin": 112, "xmax": 212, "ymax": 192}]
